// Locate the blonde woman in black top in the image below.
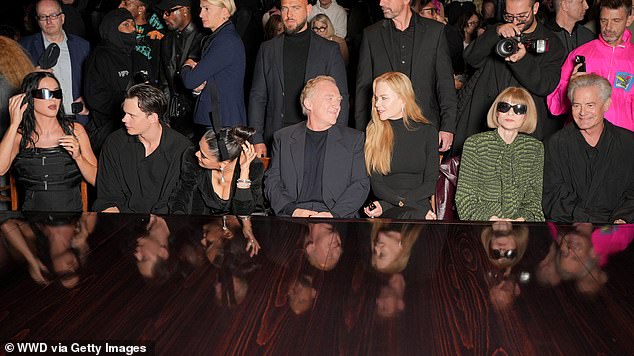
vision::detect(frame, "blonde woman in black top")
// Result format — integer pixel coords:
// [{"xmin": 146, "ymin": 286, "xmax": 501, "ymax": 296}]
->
[{"xmin": 364, "ymin": 72, "xmax": 439, "ymax": 220}]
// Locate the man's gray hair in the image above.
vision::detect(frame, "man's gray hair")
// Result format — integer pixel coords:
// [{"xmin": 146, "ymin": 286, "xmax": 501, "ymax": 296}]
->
[
  {"xmin": 300, "ymin": 75, "xmax": 337, "ymax": 115},
  {"xmin": 567, "ymin": 73, "xmax": 612, "ymax": 103}
]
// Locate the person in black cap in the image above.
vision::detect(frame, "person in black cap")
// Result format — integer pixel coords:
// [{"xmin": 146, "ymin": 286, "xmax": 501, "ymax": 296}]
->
[
  {"xmin": 156, "ymin": 0, "xmax": 203, "ymax": 139},
  {"xmin": 119, "ymin": 0, "xmax": 165, "ymax": 84}
]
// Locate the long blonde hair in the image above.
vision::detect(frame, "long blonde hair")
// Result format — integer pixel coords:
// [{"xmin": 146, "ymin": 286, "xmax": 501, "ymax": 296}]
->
[
  {"xmin": 365, "ymin": 72, "xmax": 429, "ymax": 175},
  {"xmin": 0, "ymin": 36, "xmax": 35, "ymax": 88},
  {"xmin": 370, "ymin": 221, "xmax": 422, "ymax": 274}
]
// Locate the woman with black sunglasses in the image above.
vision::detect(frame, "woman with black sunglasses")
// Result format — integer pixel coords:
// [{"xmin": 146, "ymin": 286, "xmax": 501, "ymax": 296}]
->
[
  {"xmin": 456, "ymin": 86, "xmax": 545, "ymax": 221},
  {"xmin": 0, "ymin": 71, "xmax": 97, "ymax": 212}
]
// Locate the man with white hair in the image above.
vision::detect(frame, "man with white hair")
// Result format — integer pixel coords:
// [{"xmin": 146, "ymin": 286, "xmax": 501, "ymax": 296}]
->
[
  {"xmin": 265, "ymin": 76, "xmax": 369, "ymax": 218},
  {"xmin": 547, "ymin": 0, "xmax": 634, "ymax": 132},
  {"xmin": 543, "ymin": 74, "xmax": 634, "ymax": 223}
]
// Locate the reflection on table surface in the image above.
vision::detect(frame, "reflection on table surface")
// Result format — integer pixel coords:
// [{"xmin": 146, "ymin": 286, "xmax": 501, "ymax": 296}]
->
[{"xmin": 1, "ymin": 213, "xmax": 633, "ymax": 355}]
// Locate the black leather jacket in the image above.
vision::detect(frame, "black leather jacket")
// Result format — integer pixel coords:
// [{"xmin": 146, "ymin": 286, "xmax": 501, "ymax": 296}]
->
[{"xmin": 160, "ymin": 21, "xmax": 204, "ymax": 117}]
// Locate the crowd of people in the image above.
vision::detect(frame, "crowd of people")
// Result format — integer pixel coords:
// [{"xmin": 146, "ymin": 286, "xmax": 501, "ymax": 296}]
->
[{"xmin": 0, "ymin": 0, "xmax": 633, "ymax": 224}]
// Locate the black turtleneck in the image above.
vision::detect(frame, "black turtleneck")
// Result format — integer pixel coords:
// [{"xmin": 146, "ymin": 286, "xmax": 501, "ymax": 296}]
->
[{"xmin": 283, "ymin": 29, "xmax": 310, "ymax": 127}]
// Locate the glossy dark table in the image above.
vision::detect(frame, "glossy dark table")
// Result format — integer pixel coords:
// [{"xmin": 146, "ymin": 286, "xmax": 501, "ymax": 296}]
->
[{"xmin": 0, "ymin": 213, "xmax": 633, "ymax": 355}]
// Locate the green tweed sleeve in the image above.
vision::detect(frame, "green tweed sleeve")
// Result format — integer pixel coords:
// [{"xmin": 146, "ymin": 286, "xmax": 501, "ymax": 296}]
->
[
  {"xmin": 456, "ymin": 134, "xmax": 500, "ymax": 220},
  {"xmin": 517, "ymin": 140, "xmax": 545, "ymax": 221}
]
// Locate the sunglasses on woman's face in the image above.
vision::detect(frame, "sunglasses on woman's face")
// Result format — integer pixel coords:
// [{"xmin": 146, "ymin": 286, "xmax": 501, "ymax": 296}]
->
[
  {"xmin": 32, "ymin": 88, "xmax": 63, "ymax": 100},
  {"xmin": 491, "ymin": 248, "xmax": 517, "ymax": 260},
  {"xmin": 497, "ymin": 101, "xmax": 527, "ymax": 115}
]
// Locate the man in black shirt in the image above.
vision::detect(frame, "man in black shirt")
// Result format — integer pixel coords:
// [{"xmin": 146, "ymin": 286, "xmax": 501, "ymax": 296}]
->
[
  {"xmin": 248, "ymin": 0, "xmax": 348, "ymax": 158},
  {"xmin": 543, "ymin": 74, "xmax": 634, "ymax": 223},
  {"xmin": 544, "ymin": 0, "xmax": 595, "ymax": 58},
  {"xmin": 265, "ymin": 76, "xmax": 369, "ymax": 218},
  {"xmin": 94, "ymin": 84, "xmax": 192, "ymax": 213},
  {"xmin": 157, "ymin": 0, "xmax": 203, "ymax": 138},
  {"xmin": 119, "ymin": 0, "xmax": 165, "ymax": 84}
]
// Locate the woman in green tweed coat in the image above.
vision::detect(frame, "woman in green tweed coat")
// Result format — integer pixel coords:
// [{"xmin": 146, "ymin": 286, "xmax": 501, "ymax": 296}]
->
[{"xmin": 456, "ymin": 87, "xmax": 545, "ymax": 222}]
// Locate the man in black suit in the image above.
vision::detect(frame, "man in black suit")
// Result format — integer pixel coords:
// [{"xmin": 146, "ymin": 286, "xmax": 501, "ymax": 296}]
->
[
  {"xmin": 356, "ymin": 0, "xmax": 457, "ymax": 152},
  {"xmin": 248, "ymin": 0, "xmax": 348, "ymax": 158},
  {"xmin": 264, "ymin": 76, "xmax": 370, "ymax": 218},
  {"xmin": 157, "ymin": 0, "xmax": 203, "ymax": 138}
]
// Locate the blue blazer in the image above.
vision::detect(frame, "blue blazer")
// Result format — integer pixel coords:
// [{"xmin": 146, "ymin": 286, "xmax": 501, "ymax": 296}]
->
[
  {"xmin": 181, "ymin": 21, "xmax": 246, "ymax": 129},
  {"xmin": 20, "ymin": 32, "xmax": 90, "ymax": 102}
]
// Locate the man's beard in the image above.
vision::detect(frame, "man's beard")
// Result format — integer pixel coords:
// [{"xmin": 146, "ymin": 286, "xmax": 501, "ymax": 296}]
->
[
  {"xmin": 519, "ymin": 13, "xmax": 535, "ymax": 34},
  {"xmin": 283, "ymin": 18, "xmax": 307, "ymax": 35}
]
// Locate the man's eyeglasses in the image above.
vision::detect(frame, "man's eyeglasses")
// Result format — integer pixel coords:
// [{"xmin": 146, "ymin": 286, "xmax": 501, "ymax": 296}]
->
[
  {"xmin": 503, "ymin": 11, "xmax": 531, "ymax": 22},
  {"xmin": 32, "ymin": 88, "xmax": 63, "ymax": 100},
  {"xmin": 491, "ymin": 249, "xmax": 517, "ymax": 260},
  {"xmin": 36, "ymin": 12, "xmax": 63, "ymax": 22},
  {"xmin": 497, "ymin": 101, "xmax": 527, "ymax": 115},
  {"xmin": 163, "ymin": 6, "xmax": 183, "ymax": 17},
  {"xmin": 312, "ymin": 25, "xmax": 327, "ymax": 33}
]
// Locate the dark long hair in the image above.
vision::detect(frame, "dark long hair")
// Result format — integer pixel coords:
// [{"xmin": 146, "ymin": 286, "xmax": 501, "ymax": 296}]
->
[
  {"xmin": 203, "ymin": 126, "xmax": 256, "ymax": 162},
  {"xmin": 18, "ymin": 71, "xmax": 74, "ymax": 149},
  {"xmin": 456, "ymin": 10, "xmax": 481, "ymax": 42}
]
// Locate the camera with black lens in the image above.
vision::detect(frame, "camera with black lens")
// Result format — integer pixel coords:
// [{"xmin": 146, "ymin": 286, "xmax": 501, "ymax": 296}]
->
[
  {"xmin": 495, "ymin": 36, "xmax": 549, "ymax": 57},
  {"xmin": 133, "ymin": 70, "xmax": 151, "ymax": 85}
]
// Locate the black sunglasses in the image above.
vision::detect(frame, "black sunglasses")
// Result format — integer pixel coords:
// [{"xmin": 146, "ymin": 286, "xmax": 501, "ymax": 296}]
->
[
  {"xmin": 32, "ymin": 88, "xmax": 63, "ymax": 100},
  {"xmin": 497, "ymin": 101, "xmax": 527, "ymax": 115},
  {"xmin": 163, "ymin": 6, "xmax": 183, "ymax": 17},
  {"xmin": 491, "ymin": 249, "xmax": 517, "ymax": 260}
]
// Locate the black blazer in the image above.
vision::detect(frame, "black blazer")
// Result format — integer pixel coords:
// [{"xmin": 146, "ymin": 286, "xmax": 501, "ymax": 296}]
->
[
  {"xmin": 248, "ymin": 31, "xmax": 349, "ymax": 148},
  {"xmin": 264, "ymin": 121, "xmax": 370, "ymax": 218},
  {"xmin": 355, "ymin": 15, "xmax": 457, "ymax": 133}
]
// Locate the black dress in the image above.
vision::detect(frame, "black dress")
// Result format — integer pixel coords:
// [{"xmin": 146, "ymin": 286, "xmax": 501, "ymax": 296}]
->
[
  {"xmin": 370, "ymin": 119, "xmax": 439, "ymax": 219},
  {"xmin": 12, "ymin": 146, "xmax": 82, "ymax": 212},
  {"xmin": 169, "ymin": 146, "xmax": 266, "ymax": 215}
]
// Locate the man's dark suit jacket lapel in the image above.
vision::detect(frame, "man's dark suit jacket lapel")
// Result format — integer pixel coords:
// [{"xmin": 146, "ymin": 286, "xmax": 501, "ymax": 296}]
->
[
  {"xmin": 412, "ymin": 16, "xmax": 431, "ymax": 66},
  {"xmin": 273, "ymin": 35, "xmax": 285, "ymax": 90},
  {"xmin": 289, "ymin": 122, "xmax": 306, "ymax": 195},
  {"xmin": 379, "ymin": 21, "xmax": 395, "ymax": 70},
  {"xmin": 305, "ymin": 32, "xmax": 325, "ymax": 82},
  {"xmin": 322, "ymin": 125, "xmax": 345, "ymax": 205}
]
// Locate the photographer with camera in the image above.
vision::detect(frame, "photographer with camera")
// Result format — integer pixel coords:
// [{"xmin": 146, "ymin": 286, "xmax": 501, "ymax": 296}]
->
[
  {"xmin": 547, "ymin": 0, "xmax": 634, "ymax": 132},
  {"xmin": 453, "ymin": 0, "xmax": 565, "ymax": 153}
]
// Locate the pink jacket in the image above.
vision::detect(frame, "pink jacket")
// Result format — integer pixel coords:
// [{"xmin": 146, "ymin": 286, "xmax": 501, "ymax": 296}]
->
[{"xmin": 547, "ymin": 30, "xmax": 634, "ymax": 132}]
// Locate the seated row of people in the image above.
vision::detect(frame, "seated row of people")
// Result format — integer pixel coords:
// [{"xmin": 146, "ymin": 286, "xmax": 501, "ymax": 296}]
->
[
  {"xmin": 266, "ymin": 72, "xmax": 634, "ymax": 223},
  {"xmin": 2, "ymin": 71, "xmax": 632, "ymax": 224},
  {"xmin": 457, "ymin": 73, "xmax": 634, "ymax": 224}
]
